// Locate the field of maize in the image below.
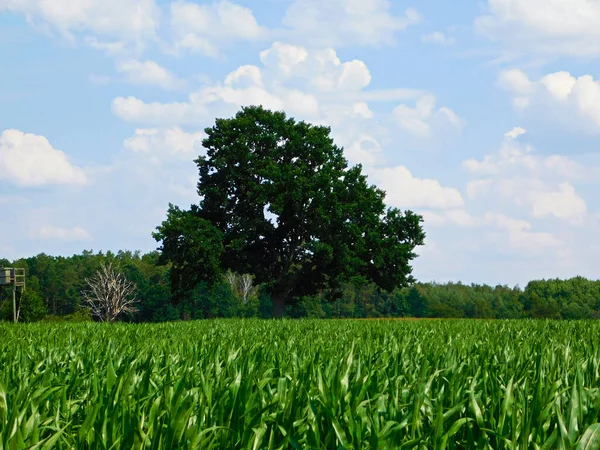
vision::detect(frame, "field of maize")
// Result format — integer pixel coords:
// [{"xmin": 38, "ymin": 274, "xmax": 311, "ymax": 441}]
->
[{"xmin": 2, "ymin": 319, "xmax": 600, "ymax": 449}]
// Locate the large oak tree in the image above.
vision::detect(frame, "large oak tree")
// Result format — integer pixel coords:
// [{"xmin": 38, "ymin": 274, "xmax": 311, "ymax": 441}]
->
[{"xmin": 154, "ymin": 106, "xmax": 425, "ymax": 317}]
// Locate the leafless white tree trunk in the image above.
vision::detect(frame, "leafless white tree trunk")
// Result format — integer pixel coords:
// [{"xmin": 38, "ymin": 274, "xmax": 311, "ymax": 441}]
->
[
  {"xmin": 224, "ymin": 270, "xmax": 258, "ymax": 304},
  {"xmin": 82, "ymin": 262, "xmax": 138, "ymax": 322},
  {"xmin": 239, "ymin": 274, "xmax": 257, "ymax": 304},
  {"xmin": 224, "ymin": 270, "xmax": 238, "ymax": 296}
]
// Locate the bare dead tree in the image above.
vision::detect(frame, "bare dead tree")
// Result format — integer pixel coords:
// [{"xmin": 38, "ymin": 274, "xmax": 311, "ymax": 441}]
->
[
  {"xmin": 224, "ymin": 270, "xmax": 258, "ymax": 304},
  {"xmin": 239, "ymin": 273, "xmax": 258, "ymax": 304},
  {"xmin": 82, "ymin": 262, "xmax": 138, "ymax": 322},
  {"xmin": 224, "ymin": 270, "xmax": 238, "ymax": 297}
]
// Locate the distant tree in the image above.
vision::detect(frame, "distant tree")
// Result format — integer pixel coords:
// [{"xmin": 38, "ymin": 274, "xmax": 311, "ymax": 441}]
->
[
  {"xmin": 17, "ymin": 276, "xmax": 46, "ymax": 322},
  {"xmin": 153, "ymin": 205, "xmax": 224, "ymax": 300},
  {"xmin": 154, "ymin": 106, "xmax": 426, "ymax": 316},
  {"xmin": 82, "ymin": 262, "xmax": 138, "ymax": 322}
]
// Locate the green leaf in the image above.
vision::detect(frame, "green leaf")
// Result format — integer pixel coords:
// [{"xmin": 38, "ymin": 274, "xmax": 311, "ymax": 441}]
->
[{"xmin": 578, "ymin": 424, "xmax": 600, "ymax": 450}]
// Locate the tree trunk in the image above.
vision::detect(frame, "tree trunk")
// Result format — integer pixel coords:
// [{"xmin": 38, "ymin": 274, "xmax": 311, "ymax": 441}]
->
[{"xmin": 272, "ymin": 294, "xmax": 286, "ymax": 318}]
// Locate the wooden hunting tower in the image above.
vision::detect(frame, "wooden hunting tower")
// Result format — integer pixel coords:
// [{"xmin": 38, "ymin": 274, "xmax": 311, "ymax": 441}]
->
[{"xmin": 0, "ymin": 268, "xmax": 25, "ymax": 322}]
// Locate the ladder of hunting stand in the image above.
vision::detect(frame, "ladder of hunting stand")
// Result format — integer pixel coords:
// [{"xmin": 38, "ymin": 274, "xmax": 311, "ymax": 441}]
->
[{"xmin": 0, "ymin": 268, "xmax": 26, "ymax": 323}]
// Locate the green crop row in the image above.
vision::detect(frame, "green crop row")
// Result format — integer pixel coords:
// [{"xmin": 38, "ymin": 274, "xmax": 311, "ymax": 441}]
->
[{"xmin": 1, "ymin": 319, "xmax": 600, "ymax": 449}]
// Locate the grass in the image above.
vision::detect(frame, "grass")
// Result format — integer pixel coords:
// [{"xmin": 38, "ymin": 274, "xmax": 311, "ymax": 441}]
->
[{"xmin": 1, "ymin": 319, "xmax": 600, "ymax": 449}]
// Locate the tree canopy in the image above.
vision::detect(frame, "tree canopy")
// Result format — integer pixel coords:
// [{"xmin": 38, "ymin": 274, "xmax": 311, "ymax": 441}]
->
[{"xmin": 154, "ymin": 106, "xmax": 426, "ymax": 316}]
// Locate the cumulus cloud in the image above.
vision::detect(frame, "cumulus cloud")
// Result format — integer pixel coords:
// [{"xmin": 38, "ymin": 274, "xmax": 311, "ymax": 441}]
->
[
  {"xmin": 0, "ymin": 0, "xmax": 160, "ymax": 52},
  {"xmin": 392, "ymin": 95, "xmax": 462, "ymax": 139},
  {"xmin": 5, "ymin": 0, "xmax": 422, "ymax": 61},
  {"xmin": 366, "ymin": 165, "xmax": 465, "ymax": 209},
  {"xmin": 260, "ymin": 43, "xmax": 372, "ymax": 93},
  {"xmin": 464, "ymin": 128, "xmax": 590, "ymax": 180},
  {"xmin": 475, "ymin": 0, "xmax": 600, "ymax": 58},
  {"xmin": 112, "ymin": 97, "xmax": 206, "ymax": 125},
  {"xmin": 527, "ymin": 182, "xmax": 587, "ymax": 222},
  {"xmin": 281, "ymin": 0, "xmax": 420, "ymax": 47},
  {"xmin": 123, "ymin": 127, "xmax": 204, "ymax": 160},
  {"xmin": 0, "ymin": 129, "xmax": 87, "ymax": 187},
  {"xmin": 498, "ymin": 69, "xmax": 600, "ymax": 132},
  {"xmin": 111, "ymin": 43, "xmax": 431, "ymax": 135},
  {"xmin": 504, "ymin": 126, "xmax": 527, "ymax": 139},
  {"xmin": 31, "ymin": 225, "xmax": 91, "ymax": 241},
  {"xmin": 463, "ymin": 139, "xmax": 537, "ymax": 176},
  {"xmin": 344, "ymin": 134, "xmax": 382, "ymax": 166},
  {"xmin": 116, "ymin": 59, "xmax": 183, "ymax": 90},
  {"xmin": 420, "ymin": 205, "xmax": 564, "ymax": 258},
  {"xmin": 168, "ymin": 0, "xmax": 264, "ymax": 56},
  {"xmin": 466, "ymin": 179, "xmax": 492, "ymax": 199},
  {"xmin": 493, "ymin": 178, "xmax": 588, "ymax": 224},
  {"xmin": 420, "ymin": 209, "xmax": 480, "ymax": 227},
  {"xmin": 113, "ymin": 57, "xmax": 325, "ymax": 125},
  {"xmin": 463, "ymin": 129, "xmax": 589, "ymax": 224},
  {"xmin": 484, "ymin": 213, "xmax": 561, "ymax": 255}
]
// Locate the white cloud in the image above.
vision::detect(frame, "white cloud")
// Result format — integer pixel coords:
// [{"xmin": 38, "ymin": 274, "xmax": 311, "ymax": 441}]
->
[
  {"xmin": 499, "ymin": 69, "xmax": 600, "ymax": 131},
  {"xmin": 543, "ymin": 155, "xmax": 591, "ymax": 180},
  {"xmin": 475, "ymin": 0, "xmax": 600, "ymax": 58},
  {"xmin": 421, "ymin": 208, "xmax": 480, "ymax": 227},
  {"xmin": 504, "ymin": 126, "xmax": 526, "ymax": 139},
  {"xmin": 392, "ymin": 95, "xmax": 462, "ymax": 139},
  {"xmin": 1, "ymin": 0, "xmax": 160, "ymax": 52},
  {"xmin": 463, "ymin": 130, "xmax": 589, "ymax": 180},
  {"xmin": 463, "ymin": 139, "xmax": 537, "ymax": 176},
  {"xmin": 260, "ymin": 43, "xmax": 372, "ymax": 93},
  {"xmin": 484, "ymin": 213, "xmax": 561, "ymax": 255},
  {"xmin": 111, "ymin": 44, "xmax": 418, "ymax": 130},
  {"xmin": 497, "ymin": 69, "xmax": 532, "ymax": 109},
  {"xmin": 5, "ymin": 0, "xmax": 420, "ymax": 60},
  {"xmin": 112, "ymin": 97, "xmax": 206, "ymax": 125},
  {"xmin": 367, "ymin": 165, "xmax": 464, "ymax": 209},
  {"xmin": 168, "ymin": 0, "xmax": 264, "ymax": 56},
  {"xmin": 527, "ymin": 182, "xmax": 587, "ymax": 223},
  {"xmin": 0, "ymin": 129, "xmax": 87, "ymax": 187},
  {"xmin": 463, "ymin": 129, "xmax": 589, "ymax": 224},
  {"xmin": 421, "ymin": 31, "xmax": 454, "ymax": 45},
  {"xmin": 31, "ymin": 225, "xmax": 90, "ymax": 241},
  {"xmin": 281, "ymin": 0, "xmax": 420, "ymax": 47},
  {"xmin": 85, "ymin": 37, "xmax": 128, "ymax": 57},
  {"xmin": 492, "ymin": 178, "xmax": 588, "ymax": 224},
  {"xmin": 344, "ymin": 134, "xmax": 381, "ymax": 166},
  {"xmin": 421, "ymin": 208, "xmax": 564, "ymax": 258},
  {"xmin": 466, "ymin": 179, "xmax": 492, "ymax": 199},
  {"xmin": 116, "ymin": 59, "xmax": 183, "ymax": 90},
  {"xmin": 123, "ymin": 127, "xmax": 204, "ymax": 159},
  {"xmin": 112, "ymin": 43, "xmax": 461, "ymax": 179},
  {"xmin": 112, "ymin": 58, "xmax": 323, "ymax": 125}
]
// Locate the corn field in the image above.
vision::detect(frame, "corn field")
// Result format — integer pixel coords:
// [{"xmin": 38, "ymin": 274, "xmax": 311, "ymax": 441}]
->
[{"xmin": 1, "ymin": 319, "xmax": 600, "ymax": 449}]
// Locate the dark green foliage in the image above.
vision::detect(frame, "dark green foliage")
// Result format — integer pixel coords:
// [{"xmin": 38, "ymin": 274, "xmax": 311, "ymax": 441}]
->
[
  {"xmin": 154, "ymin": 106, "xmax": 426, "ymax": 316},
  {"xmin": 181, "ymin": 281, "xmax": 239, "ymax": 319},
  {"xmin": 153, "ymin": 205, "xmax": 224, "ymax": 301},
  {"xmin": 16, "ymin": 276, "xmax": 46, "ymax": 322},
  {"xmin": 2, "ymin": 249, "xmax": 600, "ymax": 321}
]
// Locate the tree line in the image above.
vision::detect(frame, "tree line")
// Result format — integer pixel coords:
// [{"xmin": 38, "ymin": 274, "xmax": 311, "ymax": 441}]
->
[{"xmin": 1, "ymin": 250, "xmax": 599, "ymax": 322}]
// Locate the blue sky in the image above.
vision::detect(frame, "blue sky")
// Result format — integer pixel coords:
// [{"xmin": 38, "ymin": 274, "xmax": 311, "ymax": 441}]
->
[{"xmin": 1, "ymin": 0, "xmax": 600, "ymax": 287}]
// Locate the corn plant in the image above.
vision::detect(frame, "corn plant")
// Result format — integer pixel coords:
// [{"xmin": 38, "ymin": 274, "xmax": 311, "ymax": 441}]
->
[{"xmin": 1, "ymin": 319, "xmax": 600, "ymax": 449}]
